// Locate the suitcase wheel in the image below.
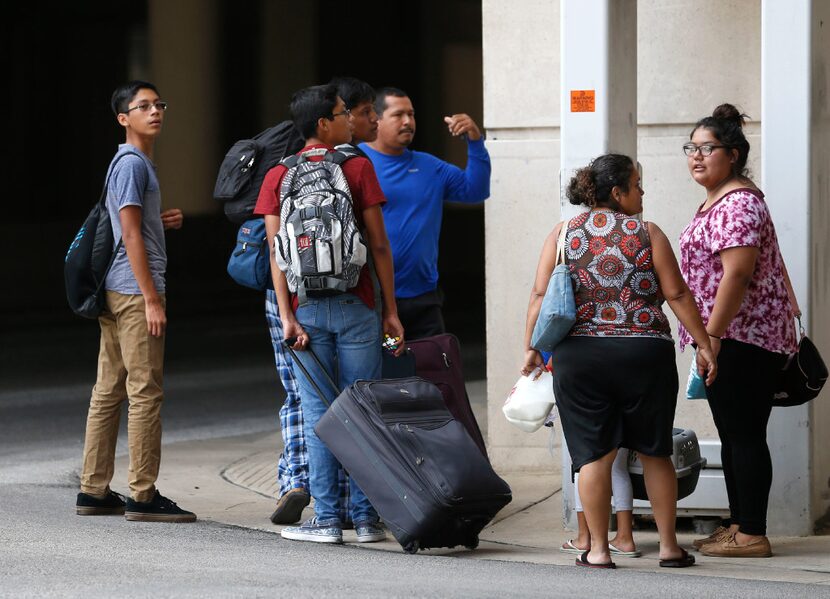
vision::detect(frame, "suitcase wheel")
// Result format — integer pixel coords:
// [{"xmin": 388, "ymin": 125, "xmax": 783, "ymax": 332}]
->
[{"xmin": 403, "ymin": 541, "xmax": 420, "ymax": 555}]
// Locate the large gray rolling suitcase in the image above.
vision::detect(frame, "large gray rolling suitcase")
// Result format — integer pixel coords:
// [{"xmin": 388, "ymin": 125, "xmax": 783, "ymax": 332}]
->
[
  {"xmin": 285, "ymin": 340, "xmax": 512, "ymax": 554},
  {"xmin": 628, "ymin": 428, "xmax": 707, "ymax": 500}
]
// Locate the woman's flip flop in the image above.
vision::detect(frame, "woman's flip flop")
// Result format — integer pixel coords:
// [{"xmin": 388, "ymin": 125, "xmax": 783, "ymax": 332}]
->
[
  {"xmin": 659, "ymin": 548, "xmax": 696, "ymax": 568},
  {"xmin": 609, "ymin": 543, "xmax": 642, "ymax": 558},
  {"xmin": 575, "ymin": 550, "xmax": 616, "ymax": 569},
  {"xmin": 560, "ymin": 540, "xmax": 587, "ymax": 555}
]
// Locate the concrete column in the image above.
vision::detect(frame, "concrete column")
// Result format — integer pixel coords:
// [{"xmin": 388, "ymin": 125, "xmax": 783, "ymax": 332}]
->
[
  {"xmin": 762, "ymin": 0, "xmax": 830, "ymax": 535},
  {"xmin": 560, "ymin": 0, "xmax": 637, "ymax": 220},
  {"xmin": 148, "ymin": 0, "xmax": 219, "ymax": 216},
  {"xmin": 482, "ymin": 0, "xmax": 562, "ymax": 474},
  {"xmin": 558, "ymin": 0, "xmax": 638, "ymax": 528}
]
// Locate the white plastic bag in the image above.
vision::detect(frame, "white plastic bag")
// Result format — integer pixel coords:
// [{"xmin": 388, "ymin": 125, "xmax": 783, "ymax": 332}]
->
[{"xmin": 502, "ymin": 368, "xmax": 556, "ymax": 433}]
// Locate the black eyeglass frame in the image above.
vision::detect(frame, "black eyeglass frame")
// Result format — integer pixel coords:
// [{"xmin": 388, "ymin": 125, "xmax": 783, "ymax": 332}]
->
[{"xmin": 682, "ymin": 143, "xmax": 730, "ymax": 157}]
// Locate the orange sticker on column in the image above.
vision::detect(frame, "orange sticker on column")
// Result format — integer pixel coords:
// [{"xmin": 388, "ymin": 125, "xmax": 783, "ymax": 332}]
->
[{"xmin": 570, "ymin": 90, "xmax": 595, "ymax": 112}]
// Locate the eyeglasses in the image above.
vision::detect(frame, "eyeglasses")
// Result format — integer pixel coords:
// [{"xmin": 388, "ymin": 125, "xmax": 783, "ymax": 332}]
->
[
  {"xmin": 682, "ymin": 143, "xmax": 728, "ymax": 157},
  {"xmin": 125, "ymin": 101, "xmax": 168, "ymax": 114},
  {"xmin": 329, "ymin": 108, "xmax": 351, "ymax": 120}
]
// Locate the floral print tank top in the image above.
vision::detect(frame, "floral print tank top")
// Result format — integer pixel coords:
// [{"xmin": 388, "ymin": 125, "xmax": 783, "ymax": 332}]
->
[{"xmin": 565, "ymin": 210, "xmax": 672, "ymax": 341}]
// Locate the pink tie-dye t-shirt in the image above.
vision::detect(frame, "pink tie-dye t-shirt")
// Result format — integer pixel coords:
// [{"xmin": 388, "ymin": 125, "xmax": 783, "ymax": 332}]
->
[{"xmin": 678, "ymin": 188, "xmax": 796, "ymax": 354}]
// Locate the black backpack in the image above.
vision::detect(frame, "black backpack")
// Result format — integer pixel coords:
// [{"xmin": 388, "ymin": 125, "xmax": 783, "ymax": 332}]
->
[
  {"xmin": 213, "ymin": 120, "xmax": 305, "ymax": 223},
  {"xmin": 64, "ymin": 151, "xmax": 141, "ymax": 319}
]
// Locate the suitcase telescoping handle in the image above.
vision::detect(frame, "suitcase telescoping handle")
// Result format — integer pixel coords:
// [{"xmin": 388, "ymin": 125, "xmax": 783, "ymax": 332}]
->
[{"xmin": 283, "ymin": 337, "xmax": 340, "ymax": 408}]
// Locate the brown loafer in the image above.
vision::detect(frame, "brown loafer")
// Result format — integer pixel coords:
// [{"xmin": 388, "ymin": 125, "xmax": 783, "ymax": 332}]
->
[
  {"xmin": 692, "ymin": 526, "xmax": 730, "ymax": 550},
  {"xmin": 700, "ymin": 534, "xmax": 772, "ymax": 558},
  {"xmin": 269, "ymin": 488, "xmax": 310, "ymax": 525}
]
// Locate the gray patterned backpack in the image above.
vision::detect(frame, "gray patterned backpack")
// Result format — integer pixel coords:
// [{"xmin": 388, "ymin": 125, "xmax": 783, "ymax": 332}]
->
[{"xmin": 274, "ymin": 148, "xmax": 367, "ymax": 304}]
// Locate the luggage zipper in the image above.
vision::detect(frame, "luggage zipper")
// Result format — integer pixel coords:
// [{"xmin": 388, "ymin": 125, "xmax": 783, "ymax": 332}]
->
[
  {"xmin": 387, "ymin": 415, "xmax": 451, "ymax": 426},
  {"xmin": 418, "ymin": 340, "xmax": 452, "ymax": 369},
  {"xmin": 399, "ymin": 424, "xmax": 459, "ymax": 506}
]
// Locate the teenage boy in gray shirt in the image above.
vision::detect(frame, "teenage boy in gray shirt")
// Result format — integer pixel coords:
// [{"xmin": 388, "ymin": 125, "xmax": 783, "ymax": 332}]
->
[{"xmin": 75, "ymin": 80, "xmax": 195, "ymax": 522}]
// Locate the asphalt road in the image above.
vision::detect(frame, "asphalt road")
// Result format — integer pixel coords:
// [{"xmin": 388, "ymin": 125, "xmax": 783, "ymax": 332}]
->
[{"xmin": 1, "ymin": 329, "xmax": 828, "ymax": 597}]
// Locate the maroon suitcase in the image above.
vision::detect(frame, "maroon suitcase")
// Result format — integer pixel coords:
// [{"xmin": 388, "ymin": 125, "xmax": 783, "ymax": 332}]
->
[{"xmin": 384, "ymin": 333, "xmax": 488, "ymax": 458}]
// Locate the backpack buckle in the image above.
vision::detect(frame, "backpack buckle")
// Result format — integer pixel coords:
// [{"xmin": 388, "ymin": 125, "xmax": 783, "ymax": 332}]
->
[
  {"xmin": 303, "ymin": 277, "xmax": 325, "ymax": 290},
  {"xmin": 299, "ymin": 206, "xmax": 323, "ymax": 220}
]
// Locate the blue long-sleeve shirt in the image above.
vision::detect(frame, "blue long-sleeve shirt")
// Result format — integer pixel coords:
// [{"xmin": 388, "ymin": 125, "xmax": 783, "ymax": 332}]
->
[{"xmin": 359, "ymin": 139, "xmax": 491, "ymax": 298}]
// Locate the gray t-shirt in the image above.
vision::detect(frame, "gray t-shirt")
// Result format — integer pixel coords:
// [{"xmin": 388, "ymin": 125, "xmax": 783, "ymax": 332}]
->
[{"xmin": 104, "ymin": 144, "xmax": 166, "ymax": 294}]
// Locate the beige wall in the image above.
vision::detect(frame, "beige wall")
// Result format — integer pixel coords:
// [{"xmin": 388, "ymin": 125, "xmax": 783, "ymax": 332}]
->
[{"xmin": 483, "ymin": 0, "xmax": 562, "ymax": 472}]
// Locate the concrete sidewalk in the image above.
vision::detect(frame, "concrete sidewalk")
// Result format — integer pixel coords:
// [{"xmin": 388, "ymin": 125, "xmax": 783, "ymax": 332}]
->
[{"xmin": 109, "ymin": 380, "xmax": 830, "ymax": 586}]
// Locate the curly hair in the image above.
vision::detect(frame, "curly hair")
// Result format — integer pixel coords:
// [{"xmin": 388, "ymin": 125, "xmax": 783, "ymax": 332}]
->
[{"xmin": 566, "ymin": 154, "xmax": 635, "ymax": 209}]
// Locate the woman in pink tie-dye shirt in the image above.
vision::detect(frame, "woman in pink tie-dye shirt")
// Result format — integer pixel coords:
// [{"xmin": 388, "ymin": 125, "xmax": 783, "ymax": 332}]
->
[{"xmin": 678, "ymin": 104, "xmax": 796, "ymax": 559}]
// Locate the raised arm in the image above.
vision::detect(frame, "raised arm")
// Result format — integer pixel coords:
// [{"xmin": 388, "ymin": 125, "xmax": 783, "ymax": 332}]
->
[{"xmin": 442, "ymin": 116, "xmax": 491, "ymax": 204}]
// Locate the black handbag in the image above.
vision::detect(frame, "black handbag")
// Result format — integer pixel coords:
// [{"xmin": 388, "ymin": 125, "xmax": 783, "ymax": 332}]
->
[
  {"xmin": 772, "ymin": 316, "xmax": 828, "ymax": 407},
  {"xmin": 771, "ymin": 263, "xmax": 828, "ymax": 407}
]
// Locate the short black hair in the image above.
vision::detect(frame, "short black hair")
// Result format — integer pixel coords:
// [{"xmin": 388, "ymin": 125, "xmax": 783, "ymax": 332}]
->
[
  {"xmin": 290, "ymin": 84, "xmax": 339, "ymax": 139},
  {"xmin": 375, "ymin": 86, "xmax": 408, "ymax": 117},
  {"xmin": 329, "ymin": 76, "xmax": 375, "ymax": 110},
  {"xmin": 111, "ymin": 80, "xmax": 159, "ymax": 115}
]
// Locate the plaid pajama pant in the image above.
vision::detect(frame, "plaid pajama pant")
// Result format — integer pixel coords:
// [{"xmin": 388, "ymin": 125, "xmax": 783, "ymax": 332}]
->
[{"xmin": 265, "ymin": 290, "xmax": 351, "ymax": 520}]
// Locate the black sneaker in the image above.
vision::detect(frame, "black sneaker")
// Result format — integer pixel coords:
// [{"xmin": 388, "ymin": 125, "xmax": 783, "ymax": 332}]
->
[
  {"xmin": 76, "ymin": 490, "xmax": 126, "ymax": 516},
  {"xmin": 269, "ymin": 488, "xmax": 310, "ymax": 525},
  {"xmin": 125, "ymin": 491, "xmax": 197, "ymax": 523}
]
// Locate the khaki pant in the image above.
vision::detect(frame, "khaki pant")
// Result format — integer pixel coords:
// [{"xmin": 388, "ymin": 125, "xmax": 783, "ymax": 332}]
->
[{"xmin": 80, "ymin": 291, "xmax": 165, "ymax": 502}]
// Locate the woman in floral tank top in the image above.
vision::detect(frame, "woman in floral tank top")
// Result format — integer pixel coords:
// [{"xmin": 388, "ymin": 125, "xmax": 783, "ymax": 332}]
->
[
  {"xmin": 522, "ymin": 154, "xmax": 716, "ymax": 569},
  {"xmin": 679, "ymin": 105, "xmax": 796, "ymax": 559}
]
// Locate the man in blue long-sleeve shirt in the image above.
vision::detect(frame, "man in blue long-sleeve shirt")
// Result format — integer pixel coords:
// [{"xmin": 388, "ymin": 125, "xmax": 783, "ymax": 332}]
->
[{"xmin": 361, "ymin": 87, "xmax": 491, "ymax": 339}]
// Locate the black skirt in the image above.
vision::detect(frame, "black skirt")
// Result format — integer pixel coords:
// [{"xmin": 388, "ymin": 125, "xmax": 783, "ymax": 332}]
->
[{"xmin": 551, "ymin": 336, "xmax": 678, "ymax": 471}]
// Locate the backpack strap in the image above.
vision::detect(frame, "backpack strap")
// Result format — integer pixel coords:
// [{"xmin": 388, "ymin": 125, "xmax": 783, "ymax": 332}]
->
[
  {"xmin": 100, "ymin": 151, "xmax": 143, "ymax": 205},
  {"xmin": 101, "ymin": 150, "xmax": 145, "ymax": 252},
  {"xmin": 326, "ymin": 149, "xmax": 359, "ymax": 166},
  {"xmin": 93, "ymin": 150, "xmax": 146, "ymax": 300},
  {"xmin": 280, "ymin": 154, "xmax": 300, "ymax": 169}
]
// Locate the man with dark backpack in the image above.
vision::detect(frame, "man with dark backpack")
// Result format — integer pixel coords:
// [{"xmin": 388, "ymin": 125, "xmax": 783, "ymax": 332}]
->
[
  {"xmin": 74, "ymin": 80, "xmax": 195, "ymax": 523},
  {"xmin": 255, "ymin": 84, "xmax": 404, "ymax": 544},
  {"xmin": 262, "ymin": 77, "xmax": 381, "ymax": 527}
]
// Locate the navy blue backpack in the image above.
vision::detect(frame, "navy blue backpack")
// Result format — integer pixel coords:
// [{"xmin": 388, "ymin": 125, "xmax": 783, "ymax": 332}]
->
[{"xmin": 227, "ymin": 218, "xmax": 270, "ymax": 290}]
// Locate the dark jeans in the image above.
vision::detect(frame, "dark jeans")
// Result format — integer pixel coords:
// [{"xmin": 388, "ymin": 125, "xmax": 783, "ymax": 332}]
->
[
  {"xmin": 396, "ymin": 288, "xmax": 445, "ymax": 341},
  {"xmin": 706, "ymin": 339, "xmax": 787, "ymax": 536}
]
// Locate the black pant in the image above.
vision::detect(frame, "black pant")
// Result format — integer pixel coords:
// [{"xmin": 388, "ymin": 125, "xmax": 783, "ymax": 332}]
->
[
  {"xmin": 706, "ymin": 339, "xmax": 787, "ymax": 536},
  {"xmin": 396, "ymin": 288, "xmax": 445, "ymax": 341}
]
